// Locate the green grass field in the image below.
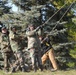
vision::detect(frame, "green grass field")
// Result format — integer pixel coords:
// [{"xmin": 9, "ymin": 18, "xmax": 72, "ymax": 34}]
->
[{"xmin": 0, "ymin": 69, "xmax": 76, "ymax": 75}]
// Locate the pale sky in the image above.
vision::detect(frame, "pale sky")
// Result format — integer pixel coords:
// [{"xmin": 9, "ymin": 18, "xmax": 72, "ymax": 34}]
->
[
  {"xmin": 11, "ymin": 4, "xmax": 18, "ymax": 12},
  {"xmin": 5, "ymin": 0, "xmax": 18, "ymax": 12}
]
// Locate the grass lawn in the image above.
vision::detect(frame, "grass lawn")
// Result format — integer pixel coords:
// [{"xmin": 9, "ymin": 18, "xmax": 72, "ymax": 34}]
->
[{"xmin": 0, "ymin": 69, "xmax": 76, "ymax": 75}]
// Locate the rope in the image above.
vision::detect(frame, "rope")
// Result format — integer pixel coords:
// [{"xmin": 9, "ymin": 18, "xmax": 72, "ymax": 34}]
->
[
  {"xmin": 41, "ymin": 1, "xmax": 75, "ymax": 29},
  {"xmin": 52, "ymin": 1, "xmax": 75, "ymax": 31},
  {"xmin": 41, "ymin": 1, "xmax": 75, "ymax": 43},
  {"xmin": 41, "ymin": 2, "xmax": 67, "ymax": 27}
]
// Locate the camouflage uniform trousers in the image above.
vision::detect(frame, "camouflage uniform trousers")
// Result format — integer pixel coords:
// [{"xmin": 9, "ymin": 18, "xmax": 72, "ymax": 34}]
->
[
  {"xmin": 29, "ymin": 48, "xmax": 43, "ymax": 71},
  {"xmin": 12, "ymin": 50, "xmax": 25, "ymax": 71},
  {"xmin": 3, "ymin": 51, "xmax": 14, "ymax": 71},
  {"xmin": 41, "ymin": 48, "xmax": 58, "ymax": 70}
]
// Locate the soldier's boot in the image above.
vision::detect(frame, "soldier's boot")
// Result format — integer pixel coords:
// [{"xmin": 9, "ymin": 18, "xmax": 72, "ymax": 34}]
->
[
  {"xmin": 39, "ymin": 65, "xmax": 43, "ymax": 71},
  {"xmin": 33, "ymin": 66, "xmax": 37, "ymax": 72},
  {"xmin": 50, "ymin": 68, "xmax": 58, "ymax": 72},
  {"xmin": 21, "ymin": 66, "xmax": 26, "ymax": 72},
  {"xmin": 49, "ymin": 49, "xmax": 59, "ymax": 71},
  {"xmin": 34, "ymin": 67, "xmax": 37, "ymax": 72},
  {"xmin": 11, "ymin": 66, "xmax": 16, "ymax": 73},
  {"xmin": 4, "ymin": 68, "xmax": 9, "ymax": 73},
  {"xmin": 11, "ymin": 68, "xmax": 15, "ymax": 72}
]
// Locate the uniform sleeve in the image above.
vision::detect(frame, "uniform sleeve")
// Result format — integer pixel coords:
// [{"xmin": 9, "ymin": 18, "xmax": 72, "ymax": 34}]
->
[
  {"xmin": 26, "ymin": 30, "xmax": 35, "ymax": 37},
  {"xmin": 9, "ymin": 31, "xmax": 15, "ymax": 40},
  {"xmin": 0, "ymin": 35, "xmax": 9, "ymax": 50}
]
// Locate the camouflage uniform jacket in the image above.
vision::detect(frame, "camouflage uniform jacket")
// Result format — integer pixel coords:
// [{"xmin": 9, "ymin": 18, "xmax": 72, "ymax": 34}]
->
[
  {"xmin": 1, "ymin": 33, "xmax": 11, "ymax": 52},
  {"xmin": 9, "ymin": 31, "xmax": 22, "ymax": 52},
  {"xmin": 26, "ymin": 28, "xmax": 41, "ymax": 51}
]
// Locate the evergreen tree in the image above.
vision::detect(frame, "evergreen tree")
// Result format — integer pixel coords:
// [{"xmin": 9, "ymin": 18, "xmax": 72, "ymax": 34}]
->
[{"xmin": 0, "ymin": 0, "xmax": 76, "ymax": 70}]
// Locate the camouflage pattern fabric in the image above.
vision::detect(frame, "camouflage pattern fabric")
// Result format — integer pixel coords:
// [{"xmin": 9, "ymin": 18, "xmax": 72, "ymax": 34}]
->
[
  {"xmin": 9, "ymin": 30, "xmax": 26, "ymax": 72},
  {"xmin": 26, "ymin": 28, "xmax": 43, "ymax": 71},
  {"xmin": 9, "ymin": 31, "xmax": 21, "ymax": 52},
  {"xmin": 1, "ymin": 33, "xmax": 13, "ymax": 71}
]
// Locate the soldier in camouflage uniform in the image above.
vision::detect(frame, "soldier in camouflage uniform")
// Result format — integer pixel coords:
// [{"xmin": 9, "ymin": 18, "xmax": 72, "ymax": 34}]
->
[
  {"xmin": 26, "ymin": 24, "xmax": 43, "ymax": 72},
  {"xmin": 9, "ymin": 26, "xmax": 26, "ymax": 72},
  {"xmin": 39, "ymin": 35, "xmax": 59, "ymax": 71},
  {"xmin": 1, "ymin": 27, "xmax": 13, "ymax": 72}
]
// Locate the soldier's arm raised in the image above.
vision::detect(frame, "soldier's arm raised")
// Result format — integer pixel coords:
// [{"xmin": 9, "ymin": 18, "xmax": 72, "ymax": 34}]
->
[
  {"xmin": 34, "ymin": 26, "xmax": 42, "ymax": 32},
  {"xmin": 26, "ymin": 30, "xmax": 35, "ymax": 37}
]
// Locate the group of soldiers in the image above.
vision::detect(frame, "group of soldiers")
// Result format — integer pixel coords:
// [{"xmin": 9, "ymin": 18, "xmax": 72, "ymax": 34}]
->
[{"xmin": 0, "ymin": 23, "xmax": 59, "ymax": 73}]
